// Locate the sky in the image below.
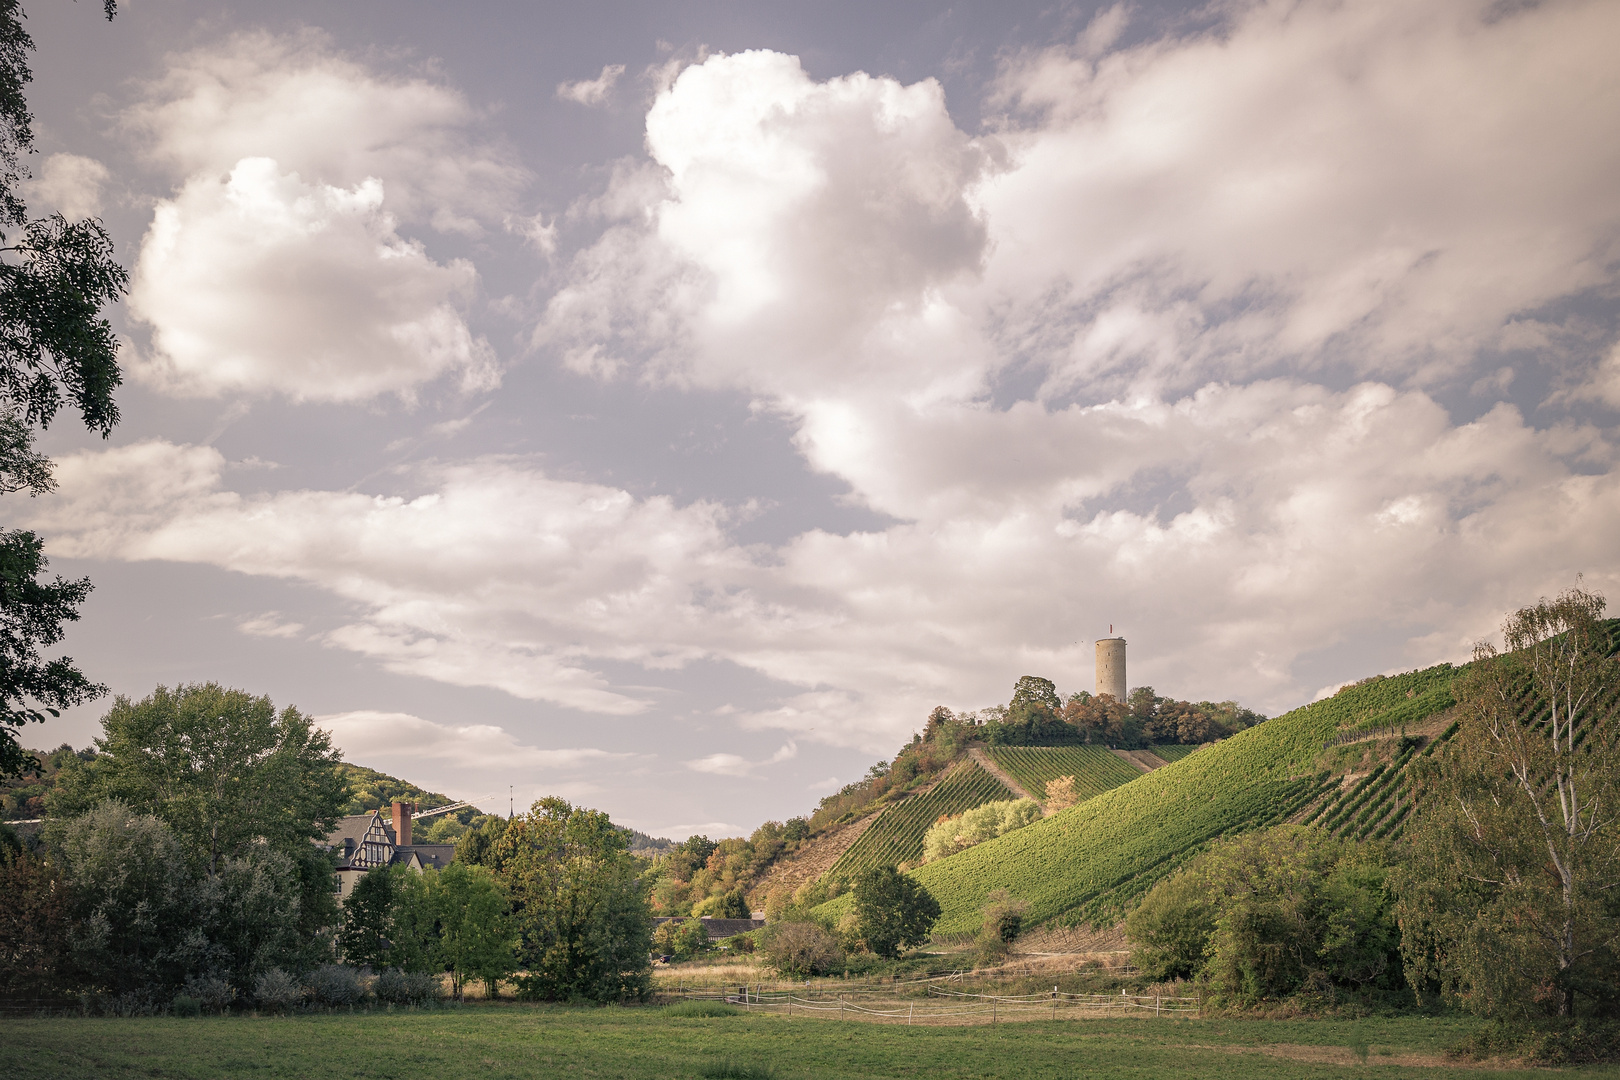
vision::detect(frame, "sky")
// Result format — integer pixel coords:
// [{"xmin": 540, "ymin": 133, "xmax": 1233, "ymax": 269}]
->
[{"xmin": 12, "ymin": 0, "xmax": 1620, "ymax": 839}]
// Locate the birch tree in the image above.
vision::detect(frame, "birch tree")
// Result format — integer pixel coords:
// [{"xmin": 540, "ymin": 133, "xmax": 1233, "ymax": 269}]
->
[{"xmin": 1397, "ymin": 585, "xmax": 1620, "ymax": 1018}]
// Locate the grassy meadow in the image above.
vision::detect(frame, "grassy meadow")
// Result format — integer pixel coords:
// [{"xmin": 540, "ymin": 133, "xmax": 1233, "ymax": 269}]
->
[{"xmin": 9, "ymin": 1006, "xmax": 1620, "ymax": 1079}]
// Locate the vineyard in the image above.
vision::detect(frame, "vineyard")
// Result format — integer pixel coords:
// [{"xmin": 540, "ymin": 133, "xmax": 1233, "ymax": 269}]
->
[
  {"xmin": 1301, "ymin": 620, "xmax": 1620, "ymax": 843},
  {"xmin": 984, "ymin": 746, "xmax": 1141, "ymax": 803},
  {"xmin": 819, "ymin": 662, "xmax": 1466, "ymax": 936},
  {"xmin": 823, "ymin": 761, "xmax": 1014, "ymax": 881},
  {"xmin": 1300, "ymin": 721, "xmax": 1457, "ymax": 842},
  {"xmin": 1146, "ymin": 744, "xmax": 1202, "ymax": 763}
]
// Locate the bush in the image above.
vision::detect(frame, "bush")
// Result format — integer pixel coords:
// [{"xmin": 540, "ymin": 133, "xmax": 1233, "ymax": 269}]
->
[
  {"xmin": 653, "ymin": 918, "xmax": 711, "ymax": 961},
  {"xmin": 974, "ymin": 889, "xmax": 1029, "ymax": 966},
  {"xmin": 251, "ymin": 968, "xmax": 303, "ymax": 1013},
  {"xmin": 720, "ymin": 933, "xmax": 755, "ymax": 954},
  {"xmin": 171, "ymin": 994, "xmax": 202, "ymax": 1018},
  {"xmin": 374, "ymin": 967, "xmax": 443, "ymax": 1007},
  {"xmin": 305, "ymin": 964, "xmax": 366, "ymax": 1008},
  {"xmin": 1125, "ymin": 826, "xmax": 1403, "ymax": 1007},
  {"xmin": 922, "ymin": 799, "xmax": 1043, "ymax": 863},
  {"xmin": 1452, "ymin": 1019, "xmax": 1620, "ymax": 1065},
  {"xmin": 183, "ymin": 975, "xmax": 237, "ymax": 1015},
  {"xmin": 759, "ymin": 922, "xmax": 843, "ymax": 977}
]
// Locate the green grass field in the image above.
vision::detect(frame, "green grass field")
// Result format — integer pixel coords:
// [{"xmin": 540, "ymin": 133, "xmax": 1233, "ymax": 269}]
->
[
  {"xmin": 8, "ymin": 1008, "xmax": 1614, "ymax": 1079},
  {"xmin": 984, "ymin": 746, "xmax": 1140, "ymax": 802},
  {"xmin": 825, "ymin": 761, "xmax": 1011, "ymax": 880}
]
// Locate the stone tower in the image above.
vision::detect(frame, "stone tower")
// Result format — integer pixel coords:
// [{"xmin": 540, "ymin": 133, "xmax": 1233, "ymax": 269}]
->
[{"xmin": 1095, "ymin": 637, "xmax": 1127, "ymax": 701}]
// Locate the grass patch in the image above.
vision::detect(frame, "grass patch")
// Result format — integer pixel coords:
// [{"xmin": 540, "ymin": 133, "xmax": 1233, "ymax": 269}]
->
[
  {"xmin": 664, "ymin": 1000, "xmax": 742, "ymax": 1018},
  {"xmin": 697, "ymin": 1059, "xmax": 776, "ymax": 1079},
  {"xmin": 7, "ymin": 1008, "xmax": 1613, "ymax": 1080}
]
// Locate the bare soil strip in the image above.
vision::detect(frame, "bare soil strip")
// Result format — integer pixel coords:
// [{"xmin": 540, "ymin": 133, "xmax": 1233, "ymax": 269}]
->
[{"xmin": 967, "ymin": 746, "xmax": 1037, "ymax": 800}]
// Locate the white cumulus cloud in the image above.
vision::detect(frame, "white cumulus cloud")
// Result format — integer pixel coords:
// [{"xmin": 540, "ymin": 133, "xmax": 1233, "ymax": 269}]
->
[
  {"xmin": 129, "ymin": 159, "xmax": 496, "ymax": 402},
  {"xmin": 122, "ymin": 31, "xmax": 522, "ymax": 402}
]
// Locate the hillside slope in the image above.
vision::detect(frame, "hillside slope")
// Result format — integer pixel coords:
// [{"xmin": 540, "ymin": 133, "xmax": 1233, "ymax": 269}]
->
[{"xmin": 819, "ymin": 662, "xmax": 1465, "ymax": 936}]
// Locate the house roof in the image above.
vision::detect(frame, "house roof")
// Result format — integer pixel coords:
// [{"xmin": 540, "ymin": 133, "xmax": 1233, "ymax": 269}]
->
[{"xmin": 323, "ymin": 810, "xmax": 455, "ymax": 873}]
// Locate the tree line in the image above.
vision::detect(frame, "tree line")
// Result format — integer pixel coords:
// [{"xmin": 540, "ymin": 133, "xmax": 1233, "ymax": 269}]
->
[{"xmin": 0, "ymin": 683, "xmax": 659, "ymax": 1010}]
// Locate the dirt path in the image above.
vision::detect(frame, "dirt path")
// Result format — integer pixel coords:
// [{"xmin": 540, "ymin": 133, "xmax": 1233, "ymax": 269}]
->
[
  {"xmin": 967, "ymin": 746, "xmax": 1038, "ymax": 801},
  {"xmin": 1111, "ymin": 748, "xmax": 1168, "ymax": 772}
]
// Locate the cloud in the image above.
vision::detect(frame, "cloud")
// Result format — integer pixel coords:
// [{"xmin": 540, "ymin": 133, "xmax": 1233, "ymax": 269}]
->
[
  {"xmin": 22, "ymin": 4, "xmax": 1620, "ymax": 757},
  {"xmin": 316, "ymin": 709, "xmax": 625, "ymax": 772},
  {"xmin": 122, "ymin": 31, "xmax": 521, "ymax": 402},
  {"xmin": 557, "ymin": 64, "xmax": 625, "ymax": 106},
  {"xmin": 32, "ymin": 440, "xmax": 749, "ymax": 716},
  {"xmin": 978, "ymin": 0, "xmax": 1620, "ymax": 398},
  {"xmin": 25, "ymin": 153, "xmax": 110, "ymax": 219},
  {"xmin": 237, "ymin": 611, "xmax": 304, "ymax": 640},
  {"xmin": 125, "ymin": 29, "xmax": 526, "ymax": 230},
  {"xmin": 685, "ymin": 741, "xmax": 798, "ymax": 776},
  {"xmin": 128, "ymin": 159, "xmax": 497, "ymax": 401},
  {"xmin": 537, "ymin": 49, "xmax": 990, "ymax": 401}
]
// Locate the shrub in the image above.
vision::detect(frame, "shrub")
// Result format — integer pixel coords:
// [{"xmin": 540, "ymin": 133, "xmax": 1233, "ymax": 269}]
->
[
  {"xmin": 720, "ymin": 933, "xmax": 755, "ymax": 954},
  {"xmin": 974, "ymin": 889, "xmax": 1029, "ymax": 965},
  {"xmin": 1125, "ymin": 826, "xmax": 1402, "ymax": 1007},
  {"xmin": 374, "ymin": 967, "xmax": 443, "ymax": 1007},
  {"xmin": 171, "ymin": 994, "xmax": 202, "ymax": 1018},
  {"xmin": 251, "ymin": 968, "xmax": 303, "ymax": 1013},
  {"xmin": 183, "ymin": 975, "xmax": 237, "ymax": 1015},
  {"xmin": 922, "ymin": 799, "xmax": 1043, "ymax": 863},
  {"xmin": 759, "ymin": 922, "xmax": 843, "ymax": 977},
  {"xmin": 305, "ymin": 964, "xmax": 366, "ymax": 1008},
  {"xmin": 653, "ymin": 918, "xmax": 711, "ymax": 961}
]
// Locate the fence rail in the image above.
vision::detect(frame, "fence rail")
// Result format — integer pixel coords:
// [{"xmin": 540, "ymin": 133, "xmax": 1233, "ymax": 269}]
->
[{"xmin": 694, "ymin": 985, "xmax": 1199, "ymax": 1024}]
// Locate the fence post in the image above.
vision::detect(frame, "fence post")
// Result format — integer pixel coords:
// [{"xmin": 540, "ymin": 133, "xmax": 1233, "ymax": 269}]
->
[{"xmin": 909, "ymin": 1002, "xmax": 913, "ymax": 1025}]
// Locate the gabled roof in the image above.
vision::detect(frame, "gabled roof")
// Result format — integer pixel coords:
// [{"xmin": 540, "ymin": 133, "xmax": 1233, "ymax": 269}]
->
[{"xmin": 325, "ymin": 810, "xmax": 387, "ymax": 849}]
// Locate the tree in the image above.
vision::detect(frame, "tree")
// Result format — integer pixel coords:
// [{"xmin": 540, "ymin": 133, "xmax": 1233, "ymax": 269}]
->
[
  {"xmin": 47, "ymin": 798, "xmax": 192, "ymax": 1000},
  {"xmin": 0, "ymin": 0, "xmax": 126, "ymax": 779},
  {"xmin": 191, "ymin": 850, "xmax": 311, "ymax": 992},
  {"xmin": 852, "ymin": 865, "xmax": 940, "ymax": 958},
  {"xmin": 53, "ymin": 683, "xmax": 348, "ymax": 876},
  {"xmin": 1395, "ymin": 586, "xmax": 1619, "ymax": 1020},
  {"xmin": 494, "ymin": 797, "xmax": 653, "ymax": 1002},
  {"xmin": 338, "ymin": 867, "xmax": 397, "ymax": 969},
  {"xmin": 433, "ymin": 862, "xmax": 517, "ymax": 999},
  {"xmin": 0, "ymin": 847, "xmax": 72, "ymax": 1001},
  {"xmin": 0, "ymin": 528, "xmax": 101, "ymax": 777}
]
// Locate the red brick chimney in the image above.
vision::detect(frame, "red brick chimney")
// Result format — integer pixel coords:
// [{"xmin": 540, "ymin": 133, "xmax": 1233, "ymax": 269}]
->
[{"xmin": 392, "ymin": 801, "xmax": 413, "ymax": 848}]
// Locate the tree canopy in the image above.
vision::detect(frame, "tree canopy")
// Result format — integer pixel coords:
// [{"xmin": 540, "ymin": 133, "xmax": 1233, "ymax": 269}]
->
[
  {"xmin": 0, "ymin": 0, "xmax": 126, "ymax": 778},
  {"xmin": 494, "ymin": 796, "xmax": 653, "ymax": 1002},
  {"xmin": 1395, "ymin": 585, "xmax": 1620, "ymax": 1019},
  {"xmin": 52, "ymin": 683, "xmax": 349, "ymax": 876}
]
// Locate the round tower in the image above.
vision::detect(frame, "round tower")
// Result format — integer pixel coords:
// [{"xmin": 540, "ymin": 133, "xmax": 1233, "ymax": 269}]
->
[{"xmin": 1095, "ymin": 637, "xmax": 1127, "ymax": 702}]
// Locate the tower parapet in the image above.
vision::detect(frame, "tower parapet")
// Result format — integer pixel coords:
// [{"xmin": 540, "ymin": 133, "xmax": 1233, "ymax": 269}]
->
[{"xmin": 1095, "ymin": 637, "xmax": 1127, "ymax": 701}]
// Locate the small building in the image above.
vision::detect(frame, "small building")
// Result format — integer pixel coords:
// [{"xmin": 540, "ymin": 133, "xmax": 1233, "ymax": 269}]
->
[
  {"xmin": 651, "ymin": 915, "xmax": 766, "ymax": 941},
  {"xmin": 323, "ymin": 800, "xmax": 455, "ymax": 901}
]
